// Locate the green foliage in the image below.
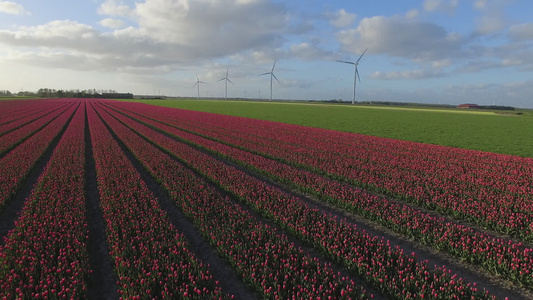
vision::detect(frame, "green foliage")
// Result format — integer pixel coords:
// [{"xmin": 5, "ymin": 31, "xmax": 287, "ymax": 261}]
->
[{"xmin": 121, "ymin": 99, "xmax": 533, "ymax": 157}]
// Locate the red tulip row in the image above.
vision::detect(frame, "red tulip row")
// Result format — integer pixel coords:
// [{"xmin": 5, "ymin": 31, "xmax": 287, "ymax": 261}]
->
[
  {"xmin": 96, "ymin": 102, "xmax": 496, "ymax": 299},
  {"xmin": 0, "ymin": 99, "xmax": 52, "ymax": 120},
  {"xmin": 208, "ymin": 123, "xmax": 533, "ymax": 239},
  {"xmin": 103, "ymin": 103, "xmax": 533, "ymax": 288},
  {"xmin": 94, "ymin": 103, "xmax": 369, "ymax": 299},
  {"xmin": 103, "ymin": 100, "xmax": 531, "ymax": 181},
  {"xmin": 104, "ymin": 101, "xmax": 533, "ymax": 242},
  {"xmin": 86, "ymin": 103, "xmax": 228, "ymax": 299},
  {"xmin": 0, "ymin": 103, "xmax": 67, "ymax": 135},
  {"xmin": 0, "ymin": 101, "xmax": 90, "ymax": 299},
  {"xmin": 0, "ymin": 103, "xmax": 74, "ymax": 156},
  {"xmin": 0, "ymin": 103, "xmax": 77, "ymax": 213}
]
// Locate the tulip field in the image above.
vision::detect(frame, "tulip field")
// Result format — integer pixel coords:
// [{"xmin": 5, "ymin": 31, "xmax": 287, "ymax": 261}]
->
[{"xmin": 1, "ymin": 98, "xmax": 532, "ymax": 299}]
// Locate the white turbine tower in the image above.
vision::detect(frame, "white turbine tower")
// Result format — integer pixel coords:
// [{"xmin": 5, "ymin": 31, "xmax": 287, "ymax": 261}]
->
[
  {"xmin": 259, "ymin": 60, "xmax": 280, "ymax": 101},
  {"xmin": 193, "ymin": 74, "xmax": 206, "ymax": 99},
  {"xmin": 337, "ymin": 48, "xmax": 367, "ymax": 104},
  {"xmin": 217, "ymin": 68, "xmax": 234, "ymax": 100}
]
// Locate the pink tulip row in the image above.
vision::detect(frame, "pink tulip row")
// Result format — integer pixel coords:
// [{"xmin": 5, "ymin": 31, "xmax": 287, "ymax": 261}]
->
[
  {"xmin": 0, "ymin": 103, "xmax": 75, "ymax": 157},
  {"xmin": 0, "ymin": 103, "xmax": 77, "ymax": 213},
  {"xmin": 103, "ymin": 103, "xmax": 533, "ymax": 288},
  {"xmin": 0, "ymin": 102, "xmax": 67, "ymax": 135},
  {"xmin": 96, "ymin": 102, "xmax": 496, "ymax": 299},
  {"xmin": 0, "ymin": 101, "xmax": 90, "ymax": 299},
  {"xmin": 104, "ymin": 101, "xmax": 533, "ymax": 242},
  {"xmin": 94, "ymin": 103, "xmax": 370, "ymax": 299},
  {"xmin": 86, "ymin": 102, "xmax": 228, "ymax": 299}
]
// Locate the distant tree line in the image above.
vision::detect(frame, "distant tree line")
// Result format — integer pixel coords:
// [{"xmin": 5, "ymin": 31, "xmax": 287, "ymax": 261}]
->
[
  {"xmin": 476, "ymin": 105, "xmax": 515, "ymax": 110},
  {"xmin": 36, "ymin": 88, "xmax": 124, "ymax": 98},
  {"xmin": 0, "ymin": 88, "xmax": 133, "ymax": 99}
]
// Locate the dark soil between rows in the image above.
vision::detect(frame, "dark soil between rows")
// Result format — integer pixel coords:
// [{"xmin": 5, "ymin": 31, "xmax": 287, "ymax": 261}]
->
[{"xmin": 84, "ymin": 104, "xmax": 119, "ymax": 300}]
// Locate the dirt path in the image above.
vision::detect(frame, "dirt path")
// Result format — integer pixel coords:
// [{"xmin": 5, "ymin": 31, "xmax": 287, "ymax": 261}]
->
[{"xmin": 84, "ymin": 105, "xmax": 119, "ymax": 300}]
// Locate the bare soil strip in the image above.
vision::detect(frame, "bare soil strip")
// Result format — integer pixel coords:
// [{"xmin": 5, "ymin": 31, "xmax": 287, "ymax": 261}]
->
[
  {"xmin": 84, "ymin": 105, "xmax": 120, "ymax": 300},
  {"xmin": 0, "ymin": 103, "xmax": 78, "ymax": 246},
  {"xmin": 93, "ymin": 107, "xmax": 259, "ymax": 300},
  {"xmin": 108, "ymin": 107, "xmax": 530, "ymax": 300}
]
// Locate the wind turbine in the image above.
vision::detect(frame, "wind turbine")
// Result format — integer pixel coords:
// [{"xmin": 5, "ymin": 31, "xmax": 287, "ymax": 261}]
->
[
  {"xmin": 193, "ymin": 74, "xmax": 206, "ymax": 99},
  {"xmin": 259, "ymin": 60, "xmax": 280, "ymax": 101},
  {"xmin": 217, "ymin": 68, "xmax": 234, "ymax": 100},
  {"xmin": 337, "ymin": 48, "xmax": 367, "ymax": 104}
]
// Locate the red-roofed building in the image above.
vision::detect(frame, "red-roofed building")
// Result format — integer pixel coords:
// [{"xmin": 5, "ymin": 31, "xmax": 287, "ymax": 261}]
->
[{"xmin": 457, "ymin": 103, "xmax": 480, "ymax": 109}]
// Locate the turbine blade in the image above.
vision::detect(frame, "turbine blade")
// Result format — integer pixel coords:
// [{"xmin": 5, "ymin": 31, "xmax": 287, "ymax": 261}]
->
[
  {"xmin": 356, "ymin": 48, "xmax": 367, "ymax": 63},
  {"xmin": 193, "ymin": 82, "xmax": 198, "ymax": 87},
  {"xmin": 336, "ymin": 60, "xmax": 355, "ymax": 65},
  {"xmin": 258, "ymin": 72, "xmax": 270, "ymax": 76},
  {"xmin": 356, "ymin": 68, "xmax": 361, "ymax": 82},
  {"xmin": 272, "ymin": 73, "xmax": 280, "ymax": 84},
  {"xmin": 218, "ymin": 78, "xmax": 225, "ymax": 82},
  {"xmin": 272, "ymin": 60, "xmax": 277, "ymax": 72},
  {"xmin": 227, "ymin": 78, "xmax": 234, "ymax": 84}
]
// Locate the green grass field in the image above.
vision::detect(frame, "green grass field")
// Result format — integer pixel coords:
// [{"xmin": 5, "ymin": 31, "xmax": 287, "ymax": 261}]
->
[{"xmin": 123, "ymin": 99, "xmax": 531, "ymax": 158}]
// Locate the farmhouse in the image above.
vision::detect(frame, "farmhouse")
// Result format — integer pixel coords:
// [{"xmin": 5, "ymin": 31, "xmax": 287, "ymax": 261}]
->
[{"xmin": 457, "ymin": 103, "xmax": 480, "ymax": 109}]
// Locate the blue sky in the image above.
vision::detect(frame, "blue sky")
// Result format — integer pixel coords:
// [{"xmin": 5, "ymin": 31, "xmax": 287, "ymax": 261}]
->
[{"xmin": 0, "ymin": 0, "xmax": 532, "ymax": 108}]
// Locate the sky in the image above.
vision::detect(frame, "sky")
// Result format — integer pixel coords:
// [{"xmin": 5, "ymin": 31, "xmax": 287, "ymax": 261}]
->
[{"xmin": 0, "ymin": 0, "xmax": 532, "ymax": 108}]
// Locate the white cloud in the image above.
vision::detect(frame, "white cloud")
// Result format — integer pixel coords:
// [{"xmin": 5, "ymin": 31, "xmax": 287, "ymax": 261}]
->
[
  {"xmin": 290, "ymin": 42, "xmax": 333, "ymax": 61},
  {"xmin": 370, "ymin": 69, "xmax": 444, "ymax": 80},
  {"xmin": 473, "ymin": 0, "xmax": 509, "ymax": 34},
  {"xmin": 0, "ymin": 20, "xmax": 181, "ymax": 71},
  {"xmin": 329, "ymin": 9, "xmax": 357, "ymax": 28},
  {"xmin": 477, "ymin": 15, "xmax": 505, "ymax": 35},
  {"xmin": 432, "ymin": 59, "xmax": 451, "ymax": 68},
  {"xmin": 473, "ymin": 0, "xmax": 487, "ymax": 10},
  {"xmin": 456, "ymin": 54, "xmax": 530, "ymax": 73},
  {"xmin": 98, "ymin": 0, "xmax": 134, "ymax": 17},
  {"xmin": 456, "ymin": 60, "xmax": 499, "ymax": 73},
  {"xmin": 8, "ymin": 20, "xmax": 96, "ymax": 41},
  {"xmin": 337, "ymin": 16, "xmax": 464, "ymax": 63},
  {"xmin": 509, "ymin": 23, "xmax": 533, "ymax": 41},
  {"xmin": 133, "ymin": 0, "xmax": 289, "ymax": 54},
  {"xmin": 405, "ymin": 9, "xmax": 419, "ymax": 19},
  {"xmin": 0, "ymin": 0, "xmax": 294, "ymax": 72},
  {"xmin": 501, "ymin": 58, "xmax": 522, "ymax": 66},
  {"xmin": 99, "ymin": 18, "xmax": 126, "ymax": 29},
  {"xmin": 249, "ymin": 49, "xmax": 285, "ymax": 64},
  {"xmin": 0, "ymin": 0, "xmax": 29, "ymax": 15},
  {"xmin": 423, "ymin": 0, "xmax": 458, "ymax": 15},
  {"xmin": 235, "ymin": 0, "xmax": 259, "ymax": 4}
]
